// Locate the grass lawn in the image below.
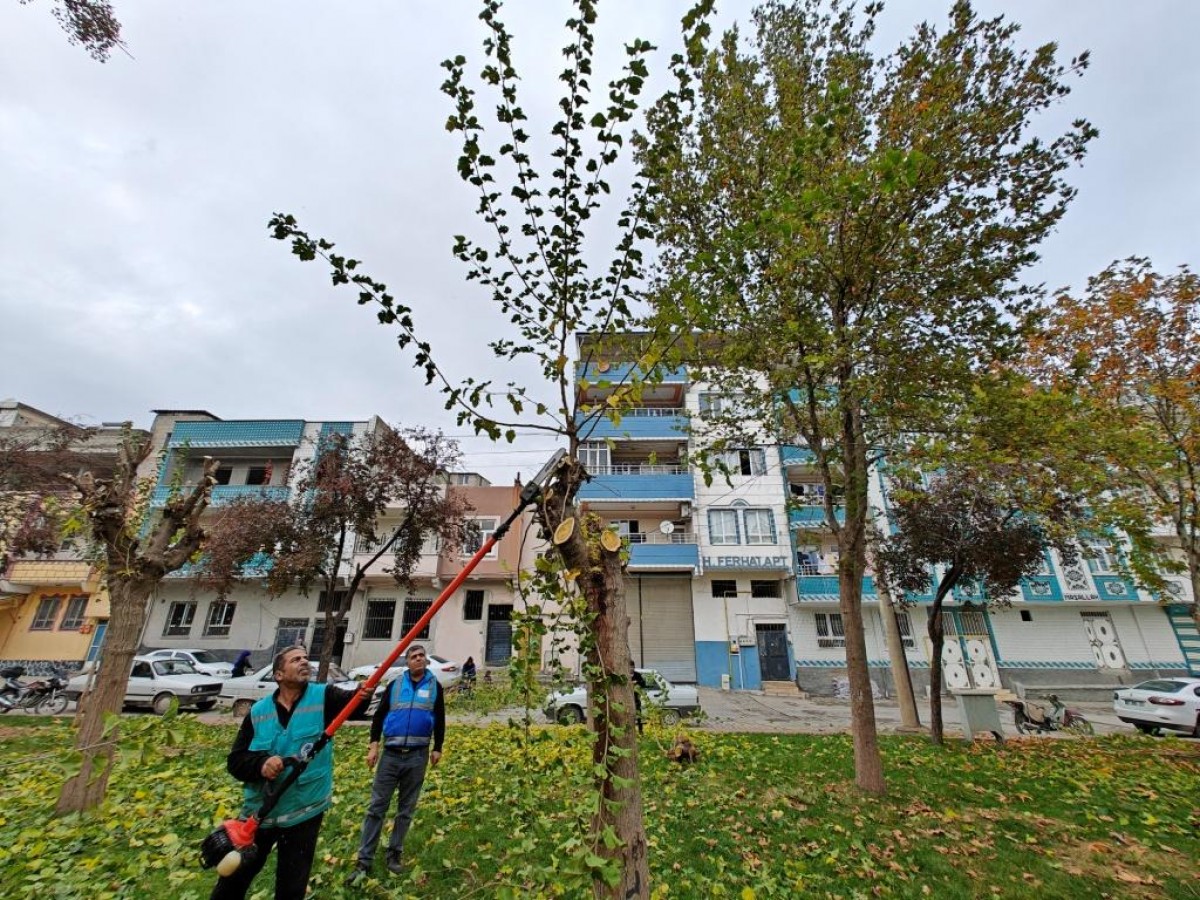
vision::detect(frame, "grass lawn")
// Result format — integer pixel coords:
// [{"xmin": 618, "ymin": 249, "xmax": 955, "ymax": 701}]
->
[{"xmin": 0, "ymin": 715, "xmax": 1195, "ymax": 898}]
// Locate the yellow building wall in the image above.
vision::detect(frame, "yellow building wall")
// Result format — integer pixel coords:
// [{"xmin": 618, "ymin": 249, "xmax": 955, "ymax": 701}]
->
[{"xmin": 0, "ymin": 562, "xmax": 107, "ymax": 662}]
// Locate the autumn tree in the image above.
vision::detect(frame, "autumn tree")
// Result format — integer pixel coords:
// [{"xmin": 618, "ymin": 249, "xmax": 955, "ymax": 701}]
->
[
  {"xmin": 196, "ymin": 426, "xmax": 470, "ymax": 680},
  {"xmin": 640, "ymin": 0, "xmax": 1093, "ymax": 792},
  {"xmin": 1031, "ymin": 258, "xmax": 1200, "ymax": 625},
  {"xmin": 17, "ymin": 0, "xmax": 123, "ymax": 61},
  {"xmin": 877, "ymin": 464, "xmax": 1079, "ymax": 743}
]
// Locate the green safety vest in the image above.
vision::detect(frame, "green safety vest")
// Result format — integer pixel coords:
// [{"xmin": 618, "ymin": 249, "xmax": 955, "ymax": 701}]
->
[{"xmin": 242, "ymin": 683, "xmax": 332, "ymax": 828}]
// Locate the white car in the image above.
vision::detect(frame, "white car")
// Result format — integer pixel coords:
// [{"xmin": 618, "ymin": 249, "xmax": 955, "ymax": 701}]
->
[
  {"xmin": 66, "ymin": 656, "xmax": 224, "ymax": 715},
  {"xmin": 544, "ymin": 669, "xmax": 701, "ymax": 726},
  {"xmin": 347, "ymin": 654, "xmax": 462, "ymax": 690},
  {"xmin": 219, "ymin": 662, "xmax": 371, "ymax": 719},
  {"xmin": 143, "ymin": 648, "xmax": 234, "ymax": 679},
  {"xmin": 1113, "ymin": 677, "xmax": 1200, "ymax": 737}
]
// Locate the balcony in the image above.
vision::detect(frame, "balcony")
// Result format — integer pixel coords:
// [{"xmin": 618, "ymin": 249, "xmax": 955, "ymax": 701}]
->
[
  {"xmin": 576, "ymin": 408, "xmax": 687, "ymax": 441},
  {"xmin": 789, "ymin": 504, "xmax": 844, "ymax": 529},
  {"xmin": 781, "ymin": 445, "xmax": 816, "ymax": 466},
  {"xmin": 795, "ymin": 574, "xmax": 876, "ymax": 601},
  {"xmin": 577, "ymin": 466, "xmax": 694, "ymax": 503},
  {"xmin": 576, "ymin": 363, "xmax": 687, "ymax": 384},
  {"xmin": 167, "ymin": 420, "xmax": 306, "ymax": 448},
  {"xmin": 151, "ymin": 484, "xmax": 290, "ymax": 508},
  {"xmin": 625, "ymin": 532, "xmax": 700, "ymax": 572}
]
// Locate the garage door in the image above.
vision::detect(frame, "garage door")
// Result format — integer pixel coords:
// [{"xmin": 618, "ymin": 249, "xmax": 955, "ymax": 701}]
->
[{"xmin": 626, "ymin": 577, "xmax": 697, "ymax": 683}]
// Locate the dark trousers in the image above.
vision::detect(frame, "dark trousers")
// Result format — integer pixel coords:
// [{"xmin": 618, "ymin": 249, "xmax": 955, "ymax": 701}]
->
[
  {"xmin": 210, "ymin": 811, "xmax": 324, "ymax": 900},
  {"xmin": 356, "ymin": 746, "xmax": 428, "ymax": 866}
]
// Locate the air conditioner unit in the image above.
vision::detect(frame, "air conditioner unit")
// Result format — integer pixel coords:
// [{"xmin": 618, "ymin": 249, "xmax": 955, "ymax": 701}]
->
[
  {"xmin": 343, "ymin": 631, "xmax": 356, "ymax": 645},
  {"xmin": 679, "ymin": 501, "xmax": 692, "ymax": 519}
]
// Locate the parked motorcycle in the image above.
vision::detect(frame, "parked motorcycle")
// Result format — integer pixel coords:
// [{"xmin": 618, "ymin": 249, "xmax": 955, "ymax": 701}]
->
[
  {"xmin": 1006, "ymin": 694, "xmax": 1094, "ymax": 735},
  {"xmin": 0, "ymin": 666, "xmax": 71, "ymax": 715}
]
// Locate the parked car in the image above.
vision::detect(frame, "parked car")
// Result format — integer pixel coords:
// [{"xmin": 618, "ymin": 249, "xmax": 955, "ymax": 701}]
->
[
  {"xmin": 66, "ymin": 656, "xmax": 224, "ymax": 715},
  {"xmin": 544, "ymin": 669, "xmax": 701, "ymax": 726},
  {"xmin": 347, "ymin": 654, "xmax": 462, "ymax": 690},
  {"xmin": 219, "ymin": 662, "xmax": 372, "ymax": 719},
  {"xmin": 143, "ymin": 648, "xmax": 234, "ymax": 679},
  {"xmin": 1113, "ymin": 677, "xmax": 1200, "ymax": 737}
]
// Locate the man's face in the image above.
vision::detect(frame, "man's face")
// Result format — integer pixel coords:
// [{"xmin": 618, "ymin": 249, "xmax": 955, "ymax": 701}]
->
[
  {"xmin": 274, "ymin": 649, "xmax": 311, "ymax": 687},
  {"xmin": 406, "ymin": 648, "xmax": 427, "ymax": 680}
]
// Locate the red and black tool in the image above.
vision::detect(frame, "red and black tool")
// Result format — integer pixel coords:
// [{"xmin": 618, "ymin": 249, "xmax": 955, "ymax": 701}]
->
[{"xmin": 200, "ymin": 449, "xmax": 566, "ymax": 873}]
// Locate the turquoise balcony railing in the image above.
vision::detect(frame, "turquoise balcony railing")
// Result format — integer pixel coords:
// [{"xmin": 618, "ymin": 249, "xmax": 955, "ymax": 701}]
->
[
  {"xmin": 577, "ymin": 467, "xmax": 693, "ymax": 502},
  {"xmin": 165, "ymin": 551, "xmax": 274, "ymax": 579},
  {"xmin": 795, "ymin": 575, "xmax": 875, "ymax": 600},
  {"xmin": 151, "ymin": 484, "xmax": 290, "ymax": 508},
  {"xmin": 576, "ymin": 363, "xmax": 687, "ymax": 383},
  {"xmin": 576, "ymin": 409, "xmax": 687, "ymax": 441},
  {"xmin": 628, "ymin": 537, "xmax": 700, "ymax": 571},
  {"xmin": 789, "ymin": 505, "xmax": 844, "ymax": 528},
  {"xmin": 781, "ymin": 445, "xmax": 816, "ymax": 466},
  {"xmin": 167, "ymin": 420, "xmax": 306, "ymax": 448}
]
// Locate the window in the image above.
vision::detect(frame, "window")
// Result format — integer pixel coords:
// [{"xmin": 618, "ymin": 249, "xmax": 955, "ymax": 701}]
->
[
  {"xmin": 719, "ymin": 448, "xmax": 766, "ymax": 476},
  {"xmin": 579, "ymin": 442, "xmax": 610, "ymax": 472},
  {"xmin": 464, "ymin": 590, "xmax": 485, "ymax": 621},
  {"xmin": 131, "ymin": 661, "xmax": 153, "ymax": 679},
  {"xmin": 894, "ymin": 611, "xmax": 915, "ymax": 649},
  {"xmin": 815, "ymin": 612, "xmax": 846, "ymax": 648},
  {"xmin": 204, "ymin": 600, "xmax": 236, "ymax": 637},
  {"xmin": 420, "ymin": 532, "xmax": 441, "ymax": 555},
  {"xmin": 30, "ymin": 595, "xmax": 62, "ymax": 631},
  {"xmin": 58, "ymin": 595, "xmax": 88, "ymax": 631},
  {"xmin": 246, "ymin": 465, "xmax": 270, "ymax": 486},
  {"xmin": 1085, "ymin": 541, "xmax": 1117, "ymax": 574},
  {"xmin": 318, "ymin": 590, "xmax": 348, "ymax": 613},
  {"xmin": 711, "ymin": 580, "xmax": 738, "ymax": 599},
  {"xmin": 796, "ymin": 549, "xmax": 821, "ymax": 576},
  {"xmin": 213, "ymin": 466, "xmax": 233, "ymax": 486},
  {"xmin": 463, "ymin": 518, "xmax": 499, "ymax": 558},
  {"xmin": 363, "ymin": 600, "xmax": 396, "ymax": 640},
  {"xmin": 708, "ymin": 509, "xmax": 740, "ymax": 545},
  {"xmin": 743, "ymin": 509, "xmax": 776, "ymax": 544},
  {"xmin": 163, "ymin": 601, "xmax": 197, "ymax": 637},
  {"xmin": 609, "ymin": 520, "xmax": 641, "ymax": 542},
  {"xmin": 1020, "ymin": 609, "xmax": 1033, "ymax": 622},
  {"xmin": 750, "ymin": 580, "xmax": 781, "ymax": 599},
  {"xmin": 402, "ymin": 600, "xmax": 432, "ymax": 640},
  {"xmin": 698, "ymin": 392, "xmax": 746, "ymax": 416}
]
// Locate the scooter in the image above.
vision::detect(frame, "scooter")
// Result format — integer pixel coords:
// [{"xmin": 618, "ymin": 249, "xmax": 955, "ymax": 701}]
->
[{"xmin": 1006, "ymin": 694, "xmax": 1094, "ymax": 735}]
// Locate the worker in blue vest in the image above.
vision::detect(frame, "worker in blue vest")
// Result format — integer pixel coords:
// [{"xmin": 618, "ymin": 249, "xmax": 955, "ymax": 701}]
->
[
  {"xmin": 348, "ymin": 643, "xmax": 445, "ymax": 884},
  {"xmin": 212, "ymin": 645, "xmax": 365, "ymax": 900}
]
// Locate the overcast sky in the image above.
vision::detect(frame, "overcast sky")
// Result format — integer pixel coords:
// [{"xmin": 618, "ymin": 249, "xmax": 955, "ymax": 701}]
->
[{"xmin": 2, "ymin": 1, "xmax": 1196, "ymax": 482}]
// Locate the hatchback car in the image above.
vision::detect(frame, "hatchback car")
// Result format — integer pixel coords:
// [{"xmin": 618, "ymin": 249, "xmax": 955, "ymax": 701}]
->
[
  {"xmin": 66, "ymin": 656, "xmax": 224, "ymax": 715},
  {"xmin": 347, "ymin": 654, "xmax": 462, "ymax": 690},
  {"xmin": 545, "ymin": 669, "xmax": 701, "ymax": 726},
  {"xmin": 143, "ymin": 648, "xmax": 234, "ymax": 679},
  {"xmin": 1113, "ymin": 677, "xmax": 1200, "ymax": 736},
  {"xmin": 219, "ymin": 663, "xmax": 371, "ymax": 719}
]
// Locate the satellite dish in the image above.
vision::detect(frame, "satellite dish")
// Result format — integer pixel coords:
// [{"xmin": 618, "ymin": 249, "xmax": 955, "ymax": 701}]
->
[{"xmin": 659, "ymin": 521, "xmax": 676, "ymax": 535}]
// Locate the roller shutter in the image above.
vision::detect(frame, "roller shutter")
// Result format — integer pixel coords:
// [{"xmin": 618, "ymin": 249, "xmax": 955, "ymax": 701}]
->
[{"xmin": 625, "ymin": 576, "xmax": 697, "ymax": 682}]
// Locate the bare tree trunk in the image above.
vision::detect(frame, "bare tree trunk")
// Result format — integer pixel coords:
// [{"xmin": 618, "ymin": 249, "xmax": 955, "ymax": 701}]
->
[
  {"xmin": 1185, "ymin": 536, "xmax": 1200, "ymax": 632},
  {"xmin": 877, "ymin": 577, "xmax": 921, "ymax": 730},
  {"xmin": 927, "ymin": 599, "xmax": 946, "ymax": 746},
  {"xmin": 56, "ymin": 575, "xmax": 153, "ymax": 814},
  {"xmin": 542, "ymin": 478, "xmax": 649, "ymax": 900}
]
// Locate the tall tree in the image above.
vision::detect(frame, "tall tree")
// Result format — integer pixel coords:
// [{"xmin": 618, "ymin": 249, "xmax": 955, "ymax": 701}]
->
[
  {"xmin": 877, "ymin": 464, "xmax": 1079, "ymax": 743},
  {"xmin": 196, "ymin": 426, "xmax": 469, "ymax": 680},
  {"xmin": 1031, "ymin": 258, "xmax": 1200, "ymax": 625},
  {"xmin": 268, "ymin": 3, "xmax": 699, "ymax": 894},
  {"xmin": 640, "ymin": 0, "xmax": 1093, "ymax": 792}
]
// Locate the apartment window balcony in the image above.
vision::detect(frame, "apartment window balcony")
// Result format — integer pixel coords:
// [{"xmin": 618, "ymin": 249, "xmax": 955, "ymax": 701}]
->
[
  {"xmin": 789, "ymin": 505, "xmax": 844, "ymax": 528},
  {"xmin": 576, "ymin": 362, "xmax": 687, "ymax": 383},
  {"xmin": 577, "ymin": 468, "xmax": 694, "ymax": 503},
  {"xmin": 166, "ymin": 420, "xmax": 306, "ymax": 448},
  {"xmin": 625, "ymin": 532, "xmax": 699, "ymax": 571},
  {"xmin": 795, "ymin": 574, "xmax": 875, "ymax": 601}
]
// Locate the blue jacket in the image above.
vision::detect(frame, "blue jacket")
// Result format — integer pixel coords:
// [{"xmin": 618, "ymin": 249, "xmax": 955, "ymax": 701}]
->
[{"xmin": 382, "ymin": 670, "xmax": 438, "ymax": 749}]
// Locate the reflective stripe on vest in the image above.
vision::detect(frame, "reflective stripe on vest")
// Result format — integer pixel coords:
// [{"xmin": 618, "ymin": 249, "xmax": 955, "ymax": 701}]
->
[
  {"xmin": 382, "ymin": 670, "xmax": 437, "ymax": 749},
  {"xmin": 242, "ymin": 682, "xmax": 333, "ymax": 828}
]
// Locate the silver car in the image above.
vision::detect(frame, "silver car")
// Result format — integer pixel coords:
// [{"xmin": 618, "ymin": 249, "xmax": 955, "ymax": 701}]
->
[
  {"xmin": 66, "ymin": 656, "xmax": 224, "ymax": 715},
  {"xmin": 143, "ymin": 648, "xmax": 234, "ymax": 679},
  {"xmin": 544, "ymin": 669, "xmax": 701, "ymax": 726}
]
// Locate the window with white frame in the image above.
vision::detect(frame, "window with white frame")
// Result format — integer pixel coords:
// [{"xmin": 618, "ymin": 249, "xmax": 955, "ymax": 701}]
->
[
  {"xmin": 579, "ymin": 442, "xmax": 610, "ymax": 473},
  {"xmin": 814, "ymin": 612, "xmax": 846, "ymax": 648},
  {"xmin": 58, "ymin": 595, "xmax": 88, "ymax": 631},
  {"xmin": 743, "ymin": 509, "xmax": 776, "ymax": 544},
  {"xmin": 204, "ymin": 600, "xmax": 236, "ymax": 637},
  {"xmin": 164, "ymin": 601, "xmax": 197, "ymax": 637},
  {"xmin": 30, "ymin": 595, "xmax": 62, "ymax": 631},
  {"xmin": 1085, "ymin": 541, "xmax": 1117, "ymax": 574},
  {"xmin": 463, "ymin": 517, "xmax": 499, "ymax": 558},
  {"xmin": 698, "ymin": 392, "xmax": 747, "ymax": 417},
  {"xmin": 708, "ymin": 509, "xmax": 740, "ymax": 545},
  {"xmin": 894, "ymin": 610, "xmax": 915, "ymax": 649},
  {"xmin": 420, "ymin": 532, "xmax": 441, "ymax": 555},
  {"xmin": 718, "ymin": 448, "xmax": 767, "ymax": 476}
]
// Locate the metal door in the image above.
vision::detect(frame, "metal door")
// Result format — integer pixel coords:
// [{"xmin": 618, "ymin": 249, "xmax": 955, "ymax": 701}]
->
[
  {"xmin": 756, "ymin": 624, "xmax": 791, "ymax": 682},
  {"xmin": 934, "ymin": 609, "xmax": 999, "ymax": 690},
  {"xmin": 626, "ymin": 577, "xmax": 697, "ymax": 682},
  {"xmin": 485, "ymin": 604, "xmax": 513, "ymax": 666},
  {"xmin": 1081, "ymin": 612, "xmax": 1127, "ymax": 668}
]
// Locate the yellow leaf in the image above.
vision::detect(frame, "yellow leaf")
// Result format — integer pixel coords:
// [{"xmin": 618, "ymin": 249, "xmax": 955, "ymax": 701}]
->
[{"xmin": 741, "ymin": 889, "xmax": 756, "ymax": 900}]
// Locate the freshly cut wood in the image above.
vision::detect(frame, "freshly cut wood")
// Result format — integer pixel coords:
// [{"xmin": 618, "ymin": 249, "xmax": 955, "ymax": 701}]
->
[
  {"xmin": 600, "ymin": 529, "xmax": 622, "ymax": 553},
  {"xmin": 553, "ymin": 518, "xmax": 576, "ymax": 545}
]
